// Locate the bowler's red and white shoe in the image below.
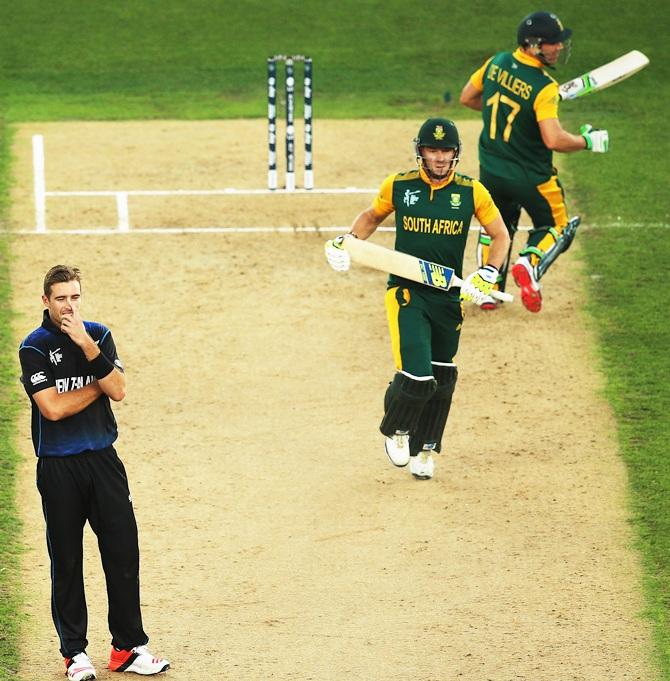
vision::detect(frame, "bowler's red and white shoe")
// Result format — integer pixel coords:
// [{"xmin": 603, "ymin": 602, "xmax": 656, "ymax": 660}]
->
[
  {"xmin": 109, "ymin": 645, "xmax": 169, "ymax": 675},
  {"xmin": 512, "ymin": 257, "xmax": 542, "ymax": 313},
  {"xmin": 65, "ymin": 652, "xmax": 96, "ymax": 681}
]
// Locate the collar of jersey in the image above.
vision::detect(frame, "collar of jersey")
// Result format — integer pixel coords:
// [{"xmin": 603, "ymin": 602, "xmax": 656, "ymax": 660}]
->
[
  {"xmin": 419, "ymin": 167, "xmax": 454, "ymax": 196},
  {"xmin": 41, "ymin": 308, "xmax": 66, "ymax": 335},
  {"xmin": 513, "ymin": 47, "xmax": 544, "ymax": 69}
]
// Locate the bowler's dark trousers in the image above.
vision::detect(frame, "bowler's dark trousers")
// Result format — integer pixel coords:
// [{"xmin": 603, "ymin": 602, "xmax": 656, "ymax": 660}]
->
[{"xmin": 36, "ymin": 446, "xmax": 148, "ymax": 657}]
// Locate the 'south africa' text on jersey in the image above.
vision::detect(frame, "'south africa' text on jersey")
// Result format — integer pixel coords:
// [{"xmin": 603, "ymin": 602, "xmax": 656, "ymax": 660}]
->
[{"xmin": 402, "ymin": 216, "xmax": 465, "ymax": 235}]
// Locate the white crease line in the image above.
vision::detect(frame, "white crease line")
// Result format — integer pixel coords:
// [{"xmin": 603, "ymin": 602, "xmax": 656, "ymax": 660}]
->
[
  {"xmin": 44, "ymin": 187, "xmax": 379, "ymax": 197},
  {"xmin": 10, "ymin": 225, "xmax": 534, "ymax": 236},
  {"xmin": 10, "ymin": 223, "xmax": 668, "ymax": 236},
  {"xmin": 11, "ymin": 226, "xmax": 392, "ymax": 235}
]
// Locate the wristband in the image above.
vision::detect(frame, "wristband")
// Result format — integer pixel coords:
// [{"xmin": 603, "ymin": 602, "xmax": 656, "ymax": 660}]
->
[
  {"xmin": 89, "ymin": 352, "xmax": 115, "ymax": 380},
  {"xmin": 478, "ymin": 264, "xmax": 499, "ymax": 285}
]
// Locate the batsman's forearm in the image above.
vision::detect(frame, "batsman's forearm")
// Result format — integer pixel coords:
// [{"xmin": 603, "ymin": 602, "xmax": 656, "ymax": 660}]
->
[
  {"xmin": 551, "ymin": 130, "xmax": 588, "ymax": 152},
  {"xmin": 459, "ymin": 82, "xmax": 483, "ymax": 111},
  {"xmin": 539, "ymin": 118, "xmax": 587, "ymax": 152},
  {"xmin": 349, "ymin": 208, "xmax": 385, "ymax": 239},
  {"xmin": 487, "ymin": 233, "xmax": 512, "ymax": 270}
]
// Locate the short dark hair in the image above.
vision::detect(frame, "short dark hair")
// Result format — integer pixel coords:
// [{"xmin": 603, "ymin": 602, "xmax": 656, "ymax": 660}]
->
[{"xmin": 43, "ymin": 265, "xmax": 82, "ymax": 298}]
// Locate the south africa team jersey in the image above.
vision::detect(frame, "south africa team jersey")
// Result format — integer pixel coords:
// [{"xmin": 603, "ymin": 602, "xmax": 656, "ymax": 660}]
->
[
  {"xmin": 372, "ymin": 167, "xmax": 500, "ymax": 298},
  {"xmin": 468, "ymin": 48, "xmax": 560, "ymax": 184},
  {"xmin": 19, "ymin": 310, "xmax": 122, "ymax": 457}
]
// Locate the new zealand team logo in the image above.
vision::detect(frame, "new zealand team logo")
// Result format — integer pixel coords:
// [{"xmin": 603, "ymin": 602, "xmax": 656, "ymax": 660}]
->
[{"xmin": 49, "ymin": 347, "xmax": 63, "ymax": 366}]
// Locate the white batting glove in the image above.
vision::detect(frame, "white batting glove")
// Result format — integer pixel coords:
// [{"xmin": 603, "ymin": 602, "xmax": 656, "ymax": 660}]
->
[
  {"xmin": 460, "ymin": 265, "xmax": 498, "ymax": 305},
  {"xmin": 581, "ymin": 124, "xmax": 609, "ymax": 153},
  {"xmin": 325, "ymin": 235, "xmax": 351, "ymax": 272}
]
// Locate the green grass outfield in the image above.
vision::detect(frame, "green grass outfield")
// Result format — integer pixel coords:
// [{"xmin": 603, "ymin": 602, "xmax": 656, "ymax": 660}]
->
[
  {"xmin": 0, "ymin": 123, "xmax": 22, "ymax": 681},
  {"xmin": 1, "ymin": 1, "xmax": 668, "ymax": 678}
]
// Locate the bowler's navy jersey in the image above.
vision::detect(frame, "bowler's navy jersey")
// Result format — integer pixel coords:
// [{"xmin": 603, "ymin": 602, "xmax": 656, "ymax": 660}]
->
[{"xmin": 19, "ymin": 310, "xmax": 122, "ymax": 457}]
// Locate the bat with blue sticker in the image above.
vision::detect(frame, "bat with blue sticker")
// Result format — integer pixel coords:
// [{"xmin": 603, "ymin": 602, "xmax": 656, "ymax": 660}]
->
[{"xmin": 341, "ymin": 236, "xmax": 513, "ymax": 303}]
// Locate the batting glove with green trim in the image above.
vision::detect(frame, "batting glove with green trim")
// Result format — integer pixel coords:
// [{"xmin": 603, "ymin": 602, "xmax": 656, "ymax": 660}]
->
[
  {"xmin": 325, "ymin": 235, "xmax": 351, "ymax": 272},
  {"xmin": 581, "ymin": 124, "xmax": 609, "ymax": 153}
]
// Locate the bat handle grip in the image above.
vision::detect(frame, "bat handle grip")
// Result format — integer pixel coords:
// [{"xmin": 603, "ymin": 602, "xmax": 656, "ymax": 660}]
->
[{"xmin": 491, "ymin": 290, "xmax": 514, "ymax": 303}]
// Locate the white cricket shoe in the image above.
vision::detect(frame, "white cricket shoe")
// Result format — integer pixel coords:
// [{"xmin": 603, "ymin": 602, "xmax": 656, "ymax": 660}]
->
[
  {"xmin": 65, "ymin": 652, "xmax": 96, "ymax": 681},
  {"xmin": 384, "ymin": 431, "xmax": 410, "ymax": 467},
  {"xmin": 109, "ymin": 645, "xmax": 170, "ymax": 675},
  {"xmin": 410, "ymin": 450, "xmax": 435, "ymax": 480}
]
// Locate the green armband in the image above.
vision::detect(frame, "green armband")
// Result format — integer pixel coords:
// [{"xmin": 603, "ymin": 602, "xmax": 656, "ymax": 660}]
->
[{"xmin": 89, "ymin": 352, "xmax": 115, "ymax": 380}]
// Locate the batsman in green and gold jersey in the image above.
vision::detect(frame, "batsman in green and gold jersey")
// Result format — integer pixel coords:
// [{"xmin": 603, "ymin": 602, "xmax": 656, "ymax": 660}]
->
[
  {"xmin": 325, "ymin": 118, "xmax": 509, "ymax": 480},
  {"xmin": 460, "ymin": 10, "xmax": 609, "ymax": 313}
]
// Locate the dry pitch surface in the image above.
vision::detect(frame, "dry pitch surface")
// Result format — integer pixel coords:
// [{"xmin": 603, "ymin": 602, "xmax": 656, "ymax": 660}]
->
[{"xmin": 9, "ymin": 120, "xmax": 654, "ymax": 680}]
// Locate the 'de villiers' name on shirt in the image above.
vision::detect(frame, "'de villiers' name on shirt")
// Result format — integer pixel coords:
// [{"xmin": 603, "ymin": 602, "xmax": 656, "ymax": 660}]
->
[{"xmin": 487, "ymin": 64, "xmax": 534, "ymax": 100}]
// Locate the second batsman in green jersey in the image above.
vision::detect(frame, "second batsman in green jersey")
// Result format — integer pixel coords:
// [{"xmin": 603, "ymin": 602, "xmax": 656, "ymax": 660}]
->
[
  {"xmin": 325, "ymin": 118, "xmax": 509, "ymax": 481},
  {"xmin": 460, "ymin": 10, "xmax": 609, "ymax": 313}
]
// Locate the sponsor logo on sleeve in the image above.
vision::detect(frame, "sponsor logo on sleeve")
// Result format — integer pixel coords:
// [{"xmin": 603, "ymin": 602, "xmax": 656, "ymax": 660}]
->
[{"xmin": 30, "ymin": 371, "xmax": 47, "ymax": 386}]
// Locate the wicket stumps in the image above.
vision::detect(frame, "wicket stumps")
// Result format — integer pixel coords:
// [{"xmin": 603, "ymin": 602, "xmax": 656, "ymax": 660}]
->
[{"xmin": 267, "ymin": 55, "xmax": 313, "ymax": 191}]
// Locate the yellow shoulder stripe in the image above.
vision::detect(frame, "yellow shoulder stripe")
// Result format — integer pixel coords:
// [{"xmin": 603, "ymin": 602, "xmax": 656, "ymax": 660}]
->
[{"xmin": 453, "ymin": 173, "xmax": 474, "ymax": 187}]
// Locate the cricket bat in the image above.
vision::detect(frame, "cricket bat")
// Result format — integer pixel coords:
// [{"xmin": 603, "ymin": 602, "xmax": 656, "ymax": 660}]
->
[
  {"xmin": 341, "ymin": 237, "xmax": 514, "ymax": 303},
  {"xmin": 559, "ymin": 50, "xmax": 649, "ymax": 100}
]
